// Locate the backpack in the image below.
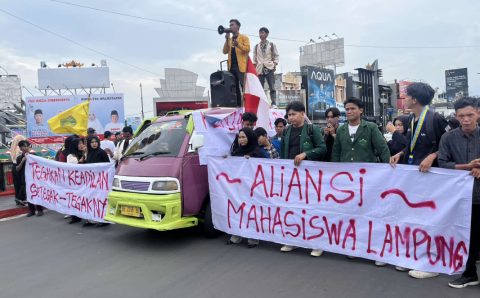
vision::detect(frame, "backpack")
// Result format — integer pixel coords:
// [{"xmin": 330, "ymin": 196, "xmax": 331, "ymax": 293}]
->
[{"xmin": 254, "ymin": 42, "xmax": 276, "ymax": 69}]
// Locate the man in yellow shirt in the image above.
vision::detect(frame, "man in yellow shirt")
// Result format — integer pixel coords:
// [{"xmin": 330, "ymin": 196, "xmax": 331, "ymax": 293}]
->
[{"xmin": 222, "ymin": 19, "xmax": 250, "ymax": 106}]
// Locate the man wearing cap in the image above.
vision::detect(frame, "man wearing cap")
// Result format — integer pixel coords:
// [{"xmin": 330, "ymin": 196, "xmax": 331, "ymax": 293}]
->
[
  {"xmin": 87, "ymin": 127, "xmax": 97, "ymax": 137},
  {"xmin": 104, "ymin": 110, "xmax": 123, "ymax": 133},
  {"xmin": 253, "ymin": 26, "xmax": 279, "ymax": 106},
  {"xmin": 29, "ymin": 109, "xmax": 50, "ymax": 137}
]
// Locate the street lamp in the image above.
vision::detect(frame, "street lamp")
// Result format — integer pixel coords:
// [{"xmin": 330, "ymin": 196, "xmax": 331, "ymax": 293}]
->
[{"xmin": 0, "ymin": 65, "xmax": 8, "ymax": 75}]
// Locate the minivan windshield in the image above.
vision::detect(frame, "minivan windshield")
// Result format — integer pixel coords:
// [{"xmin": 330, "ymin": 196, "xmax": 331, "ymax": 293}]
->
[{"xmin": 124, "ymin": 119, "xmax": 187, "ymax": 158}]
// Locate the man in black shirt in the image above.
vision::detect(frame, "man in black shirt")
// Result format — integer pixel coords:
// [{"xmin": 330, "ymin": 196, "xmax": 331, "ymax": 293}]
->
[
  {"xmin": 323, "ymin": 107, "xmax": 340, "ymax": 161},
  {"xmin": 222, "ymin": 19, "xmax": 250, "ymax": 106},
  {"xmin": 391, "ymin": 82, "xmax": 448, "ymax": 172},
  {"xmin": 390, "ymin": 82, "xmax": 448, "ymax": 278},
  {"xmin": 241, "ymin": 112, "xmax": 257, "ymax": 129},
  {"xmin": 438, "ymin": 97, "xmax": 480, "ymax": 289},
  {"xmin": 16, "ymin": 140, "xmax": 44, "ymax": 217}
]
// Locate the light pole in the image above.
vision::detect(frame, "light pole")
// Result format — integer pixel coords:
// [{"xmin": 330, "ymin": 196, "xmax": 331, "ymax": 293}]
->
[
  {"xmin": 139, "ymin": 83, "xmax": 145, "ymax": 120},
  {"xmin": 0, "ymin": 65, "xmax": 8, "ymax": 75}
]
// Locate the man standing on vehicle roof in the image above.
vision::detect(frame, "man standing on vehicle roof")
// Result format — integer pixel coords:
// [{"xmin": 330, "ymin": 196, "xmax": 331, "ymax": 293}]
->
[
  {"xmin": 222, "ymin": 19, "xmax": 250, "ymax": 106},
  {"xmin": 253, "ymin": 26, "xmax": 279, "ymax": 106}
]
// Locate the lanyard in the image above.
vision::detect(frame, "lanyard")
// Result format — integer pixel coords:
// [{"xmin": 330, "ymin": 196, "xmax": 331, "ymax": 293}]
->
[{"xmin": 409, "ymin": 106, "xmax": 429, "ymax": 153}]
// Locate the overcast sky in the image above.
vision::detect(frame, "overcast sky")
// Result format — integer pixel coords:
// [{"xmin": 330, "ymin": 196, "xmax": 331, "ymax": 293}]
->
[{"xmin": 1, "ymin": 0, "xmax": 479, "ymax": 117}]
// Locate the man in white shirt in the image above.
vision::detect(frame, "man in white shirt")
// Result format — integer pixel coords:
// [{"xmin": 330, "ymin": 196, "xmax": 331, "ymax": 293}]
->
[
  {"xmin": 100, "ymin": 131, "xmax": 116, "ymax": 161},
  {"xmin": 253, "ymin": 27, "xmax": 279, "ymax": 106},
  {"xmin": 114, "ymin": 126, "xmax": 133, "ymax": 162}
]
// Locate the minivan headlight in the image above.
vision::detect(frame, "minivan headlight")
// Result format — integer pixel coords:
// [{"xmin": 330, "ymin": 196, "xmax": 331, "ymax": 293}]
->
[
  {"xmin": 113, "ymin": 178, "xmax": 120, "ymax": 188},
  {"xmin": 152, "ymin": 181, "xmax": 179, "ymax": 191}
]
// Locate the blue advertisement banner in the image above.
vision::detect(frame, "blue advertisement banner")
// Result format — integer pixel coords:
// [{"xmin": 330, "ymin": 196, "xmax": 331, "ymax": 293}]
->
[{"xmin": 305, "ymin": 67, "xmax": 335, "ymax": 120}]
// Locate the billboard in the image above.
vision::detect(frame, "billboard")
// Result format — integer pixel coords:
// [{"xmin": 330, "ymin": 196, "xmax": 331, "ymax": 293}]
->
[
  {"xmin": 276, "ymin": 90, "xmax": 305, "ymax": 108},
  {"xmin": 305, "ymin": 67, "xmax": 335, "ymax": 120},
  {"xmin": 300, "ymin": 38, "xmax": 345, "ymax": 68},
  {"xmin": 38, "ymin": 67, "xmax": 110, "ymax": 90},
  {"xmin": 126, "ymin": 116, "xmax": 142, "ymax": 132},
  {"xmin": 398, "ymin": 80, "xmax": 413, "ymax": 110},
  {"xmin": 26, "ymin": 93, "xmax": 124, "ymax": 143},
  {"xmin": 445, "ymin": 68, "xmax": 468, "ymax": 102}
]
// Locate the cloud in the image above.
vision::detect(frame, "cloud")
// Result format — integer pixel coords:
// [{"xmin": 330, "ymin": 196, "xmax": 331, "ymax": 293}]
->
[{"xmin": 1, "ymin": 0, "xmax": 480, "ymax": 121}]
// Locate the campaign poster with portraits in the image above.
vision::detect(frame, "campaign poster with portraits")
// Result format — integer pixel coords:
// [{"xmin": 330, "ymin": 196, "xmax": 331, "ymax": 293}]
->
[{"xmin": 26, "ymin": 93, "xmax": 124, "ymax": 144}]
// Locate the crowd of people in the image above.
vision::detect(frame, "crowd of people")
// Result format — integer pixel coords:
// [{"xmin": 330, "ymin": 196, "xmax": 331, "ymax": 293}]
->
[
  {"xmin": 9, "ymin": 125, "xmax": 134, "ymax": 226},
  {"xmin": 224, "ymin": 82, "xmax": 479, "ymax": 289},
  {"xmin": 7, "ymin": 78, "xmax": 480, "ymax": 289}
]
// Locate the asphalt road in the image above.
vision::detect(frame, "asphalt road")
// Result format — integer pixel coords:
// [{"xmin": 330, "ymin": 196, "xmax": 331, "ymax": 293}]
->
[{"xmin": 1, "ymin": 212, "xmax": 478, "ymax": 298}]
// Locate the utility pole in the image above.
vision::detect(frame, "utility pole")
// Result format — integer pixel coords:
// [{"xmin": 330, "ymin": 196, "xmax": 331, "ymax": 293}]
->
[{"xmin": 139, "ymin": 83, "xmax": 145, "ymax": 120}]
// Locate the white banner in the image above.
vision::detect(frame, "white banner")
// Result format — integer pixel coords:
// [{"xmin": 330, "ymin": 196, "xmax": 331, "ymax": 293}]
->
[
  {"xmin": 207, "ymin": 156, "xmax": 474, "ymax": 275},
  {"xmin": 25, "ymin": 155, "xmax": 115, "ymax": 222},
  {"xmin": 192, "ymin": 108, "xmax": 287, "ymax": 165}
]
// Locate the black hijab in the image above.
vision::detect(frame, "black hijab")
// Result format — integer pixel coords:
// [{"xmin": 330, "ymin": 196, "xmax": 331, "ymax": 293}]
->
[
  {"xmin": 86, "ymin": 136, "xmax": 110, "ymax": 163},
  {"xmin": 231, "ymin": 127, "xmax": 261, "ymax": 157}
]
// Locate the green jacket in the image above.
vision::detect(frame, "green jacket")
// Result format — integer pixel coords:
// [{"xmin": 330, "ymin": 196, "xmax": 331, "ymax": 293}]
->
[
  {"xmin": 332, "ymin": 120, "xmax": 390, "ymax": 163},
  {"xmin": 280, "ymin": 123, "xmax": 327, "ymax": 160}
]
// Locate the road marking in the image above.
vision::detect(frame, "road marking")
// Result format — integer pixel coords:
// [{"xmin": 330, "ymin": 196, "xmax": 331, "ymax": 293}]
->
[{"xmin": 0, "ymin": 214, "xmax": 27, "ymax": 222}]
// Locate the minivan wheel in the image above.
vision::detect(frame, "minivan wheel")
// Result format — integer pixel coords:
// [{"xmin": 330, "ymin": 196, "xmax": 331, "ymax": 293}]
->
[{"xmin": 202, "ymin": 200, "xmax": 220, "ymax": 238}]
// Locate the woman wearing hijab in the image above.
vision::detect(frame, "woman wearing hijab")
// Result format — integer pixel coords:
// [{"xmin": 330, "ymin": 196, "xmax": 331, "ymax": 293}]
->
[
  {"xmin": 230, "ymin": 127, "xmax": 263, "ymax": 158},
  {"xmin": 67, "ymin": 138, "xmax": 86, "ymax": 224},
  {"xmin": 10, "ymin": 135, "xmax": 26, "ymax": 206},
  {"xmin": 83, "ymin": 136, "xmax": 110, "ymax": 227},
  {"xmin": 386, "ymin": 115, "xmax": 409, "ymax": 156},
  {"xmin": 86, "ymin": 136, "xmax": 110, "ymax": 164},
  {"xmin": 228, "ymin": 127, "xmax": 263, "ymax": 248}
]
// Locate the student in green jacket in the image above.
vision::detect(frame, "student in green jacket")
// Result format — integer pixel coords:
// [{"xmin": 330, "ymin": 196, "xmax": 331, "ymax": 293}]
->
[
  {"xmin": 279, "ymin": 101, "xmax": 327, "ymax": 257},
  {"xmin": 332, "ymin": 97, "xmax": 390, "ymax": 164},
  {"xmin": 332, "ymin": 97, "xmax": 390, "ymax": 266},
  {"xmin": 280, "ymin": 101, "xmax": 327, "ymax": 164}
]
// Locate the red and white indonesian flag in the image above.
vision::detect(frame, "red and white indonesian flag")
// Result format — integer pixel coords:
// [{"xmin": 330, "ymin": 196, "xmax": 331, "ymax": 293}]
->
[{"xmin": 244, "ymin": 57, "xmax": 271, "ymax": 129}]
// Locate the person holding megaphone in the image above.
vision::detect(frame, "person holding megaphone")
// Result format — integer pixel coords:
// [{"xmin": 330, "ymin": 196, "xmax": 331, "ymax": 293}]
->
[{"xmin": 221, "ymin": 19, "xmax": 250, "ymax": 105}]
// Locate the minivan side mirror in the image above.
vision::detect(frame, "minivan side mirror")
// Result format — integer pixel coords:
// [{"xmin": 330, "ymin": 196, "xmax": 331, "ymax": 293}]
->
[{"xmin": 190, "ymin": 134, "xmax": 205, "ymax": 151}]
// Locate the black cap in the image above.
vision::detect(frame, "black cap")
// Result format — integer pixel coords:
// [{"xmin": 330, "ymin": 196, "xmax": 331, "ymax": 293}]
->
[
  {"xmin": 87, "ymin": 127, "xmax": 96, "ymax": 134},
  {"xmin": 103, "ymin": 131, "xmax": 112, "ymax": 138}
]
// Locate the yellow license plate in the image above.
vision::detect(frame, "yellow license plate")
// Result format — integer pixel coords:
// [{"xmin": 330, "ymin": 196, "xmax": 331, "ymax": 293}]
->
[{"xmin": 120, "ymin": 206, "xmax": 142, "ymax": 217}]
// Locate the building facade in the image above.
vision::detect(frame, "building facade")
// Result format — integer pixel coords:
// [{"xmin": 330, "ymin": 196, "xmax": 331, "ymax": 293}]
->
[{"xmin": 153, "ymin": 68, "xmax": 208, "ymax": 116}]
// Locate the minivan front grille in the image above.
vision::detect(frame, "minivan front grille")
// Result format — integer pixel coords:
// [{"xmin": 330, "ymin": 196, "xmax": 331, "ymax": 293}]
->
[{"xmin": 121, "ymin": 180, "xmax": 150, "ymax": 191}]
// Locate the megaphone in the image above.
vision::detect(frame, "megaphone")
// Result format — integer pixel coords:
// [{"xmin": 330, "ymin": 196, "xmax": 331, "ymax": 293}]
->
[{"xmin": 218, "ymin": 25, "xmax": 232, "ymax": 35}]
